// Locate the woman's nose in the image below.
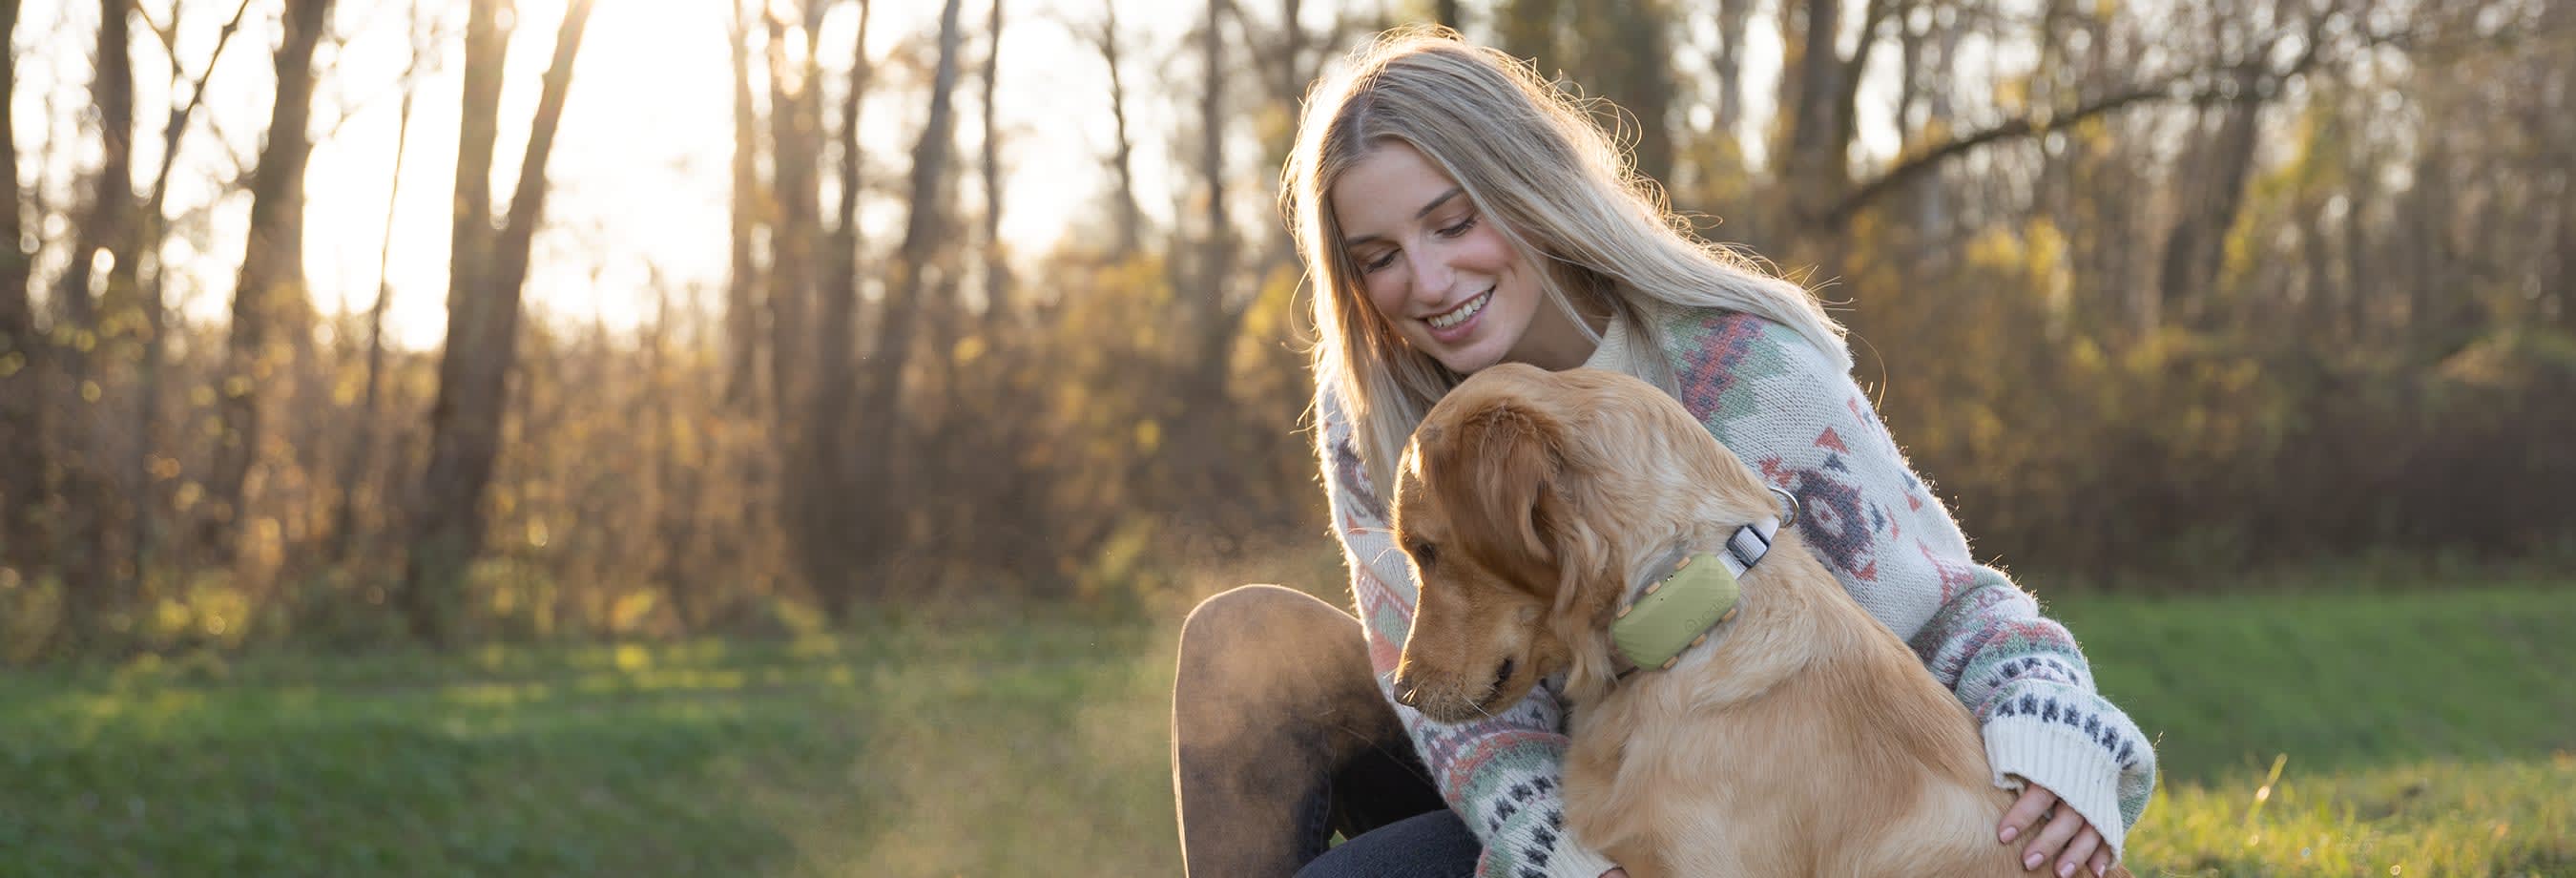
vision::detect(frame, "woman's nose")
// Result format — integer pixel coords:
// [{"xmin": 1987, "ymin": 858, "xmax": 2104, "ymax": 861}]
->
[{"xmin": 1409, "ymin": 245, "xmax": 1457, "ymax": 299}]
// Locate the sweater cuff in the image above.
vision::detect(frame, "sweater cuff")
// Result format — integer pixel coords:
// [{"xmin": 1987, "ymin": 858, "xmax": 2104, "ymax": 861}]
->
[
  {"xmin": 1468, "ymin": 815, "xmax": 1619, "ymax": 878},
  {"xmin": 1529, "ymin": 841, "xmax": 1619, "ymax": 878},
  {"xmin": 1984, "ymin": 715, "xmax": 2131, "ymax": 857}
]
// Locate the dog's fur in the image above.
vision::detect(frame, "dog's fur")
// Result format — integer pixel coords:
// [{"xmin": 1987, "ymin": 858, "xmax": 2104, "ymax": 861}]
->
[{"xmin": 1387, "ymin": 364, "xmax": 2122, "ymax": 878}]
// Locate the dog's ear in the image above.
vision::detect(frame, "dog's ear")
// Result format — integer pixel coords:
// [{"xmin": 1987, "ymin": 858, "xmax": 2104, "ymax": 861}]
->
[{"xmin": 1432, "ymin": 398, "xmax": 1565, "ymax": 573}]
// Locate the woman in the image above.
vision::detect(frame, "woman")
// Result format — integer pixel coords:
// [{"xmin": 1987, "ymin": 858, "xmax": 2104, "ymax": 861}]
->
[{"xmin": 1173, "ymin": 27, "xmax": 2155, "ymax": 878}]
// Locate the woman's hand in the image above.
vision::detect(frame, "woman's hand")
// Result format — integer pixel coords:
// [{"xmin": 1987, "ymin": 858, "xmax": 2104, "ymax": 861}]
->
[
  {"xmin": 1999, "ymin": 782, "xmax": 2112, "ymax": 877},
  {"xmin": 1599, "ymin": 870, "xmax": 1627, "ymax": 878}
]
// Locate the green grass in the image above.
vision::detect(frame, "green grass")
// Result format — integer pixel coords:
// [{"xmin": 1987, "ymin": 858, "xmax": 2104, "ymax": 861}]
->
[
  {"xmin": 2052, "ymin": 581, "xmax": 2576, "ymax": 783},
  {"xmin": 2046, "ymin": 582, "xmax": 2576, "ymax": 876},
  {"xmin": 1, "ymin": 583, "xmax": 2570, "ymax": 876},
  {"xmin": 0, "ymin": 615, "xmax": 1178, "ymax": 876}
]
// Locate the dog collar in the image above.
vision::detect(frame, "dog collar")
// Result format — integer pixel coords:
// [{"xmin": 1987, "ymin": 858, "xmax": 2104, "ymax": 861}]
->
[{"xmin": 1609, "ymin": 487, "xmax": 1798, "ymax": 674}]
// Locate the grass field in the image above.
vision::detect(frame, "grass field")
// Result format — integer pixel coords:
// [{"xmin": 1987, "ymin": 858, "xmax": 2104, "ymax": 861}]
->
[{"xmin": 1, "ymin": 580, "xmax": 2571, "ymax": 876}]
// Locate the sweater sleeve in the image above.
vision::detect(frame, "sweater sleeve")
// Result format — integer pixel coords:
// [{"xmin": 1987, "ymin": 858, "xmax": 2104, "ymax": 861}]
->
[
  {"xmin": 1656, "ymin": 310, "xmax": 2158, "ymax": 856},
  {"xmin": 1315, "ymin": 385, "xmax": 1619, "ymax": 878}
]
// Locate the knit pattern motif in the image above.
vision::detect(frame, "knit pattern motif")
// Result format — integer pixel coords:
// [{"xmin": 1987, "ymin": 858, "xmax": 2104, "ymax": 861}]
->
[{"xmin": 1315, "ymin": 304, "xmax": 2157, "ymax": 877}]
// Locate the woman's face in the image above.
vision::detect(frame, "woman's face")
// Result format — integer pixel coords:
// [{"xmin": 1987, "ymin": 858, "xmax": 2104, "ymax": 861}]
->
[{"xmin": 1331, "ymin": 141, "xmax": 1587, "ymax": 374}]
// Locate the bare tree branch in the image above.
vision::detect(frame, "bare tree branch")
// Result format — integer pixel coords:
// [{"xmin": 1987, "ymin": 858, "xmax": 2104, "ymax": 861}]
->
[
  {"xmin": 143, "ymin": 0, "xmax": 255, "ymax": 212},
  {"xmin": 1820, "ymin": 17, "xmax": 2385, "ymax": 230}
]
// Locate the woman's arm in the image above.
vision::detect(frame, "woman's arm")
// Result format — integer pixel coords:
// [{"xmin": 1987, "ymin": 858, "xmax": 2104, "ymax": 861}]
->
[
  {"xmin": 1658, "ymin": 310, "xmax": 2157, "ymax": 857},
  {"xmin": 1317, "ymin": 385, "xmax": 1620, "ymax": 878}
]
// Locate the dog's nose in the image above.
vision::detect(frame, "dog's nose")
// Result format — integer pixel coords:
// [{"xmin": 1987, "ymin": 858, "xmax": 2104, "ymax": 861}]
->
[{"xmin": 1392, "ymin": 679, "xmax": 1422, "ymax": 708}]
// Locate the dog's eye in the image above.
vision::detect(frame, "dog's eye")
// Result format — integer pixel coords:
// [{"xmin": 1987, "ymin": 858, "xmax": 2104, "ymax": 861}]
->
[{"xmin": 1407, "ymin": 540, "xmax": 1439, "ymax": 572}]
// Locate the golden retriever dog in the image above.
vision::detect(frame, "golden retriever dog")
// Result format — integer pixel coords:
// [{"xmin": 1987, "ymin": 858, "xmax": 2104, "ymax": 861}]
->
[{"xmin": 1386, "ymin": 364, "xmax": 2127, "ymax": 878}]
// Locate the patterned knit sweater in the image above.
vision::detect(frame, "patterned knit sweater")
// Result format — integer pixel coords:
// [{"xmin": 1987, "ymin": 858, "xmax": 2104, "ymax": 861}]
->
[{"xmin": 1316, "ymin": 302, "xmax": 2157, "ymax": 878}]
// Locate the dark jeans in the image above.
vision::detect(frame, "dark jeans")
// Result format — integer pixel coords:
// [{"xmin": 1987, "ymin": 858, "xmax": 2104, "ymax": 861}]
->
[
  {"xmin": 1173, "ymin": 584, "xmax": 1484, "ymax": 878},
  {"xmin": 1298, "ymin": 809, "xmax": 1482, "ymax": 878}
]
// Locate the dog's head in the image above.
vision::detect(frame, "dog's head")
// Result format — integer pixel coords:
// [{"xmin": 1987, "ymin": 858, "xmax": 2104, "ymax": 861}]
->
[{"xmin": 1387, "ymin": 364, "xmax": 1782, "ymax": 721}]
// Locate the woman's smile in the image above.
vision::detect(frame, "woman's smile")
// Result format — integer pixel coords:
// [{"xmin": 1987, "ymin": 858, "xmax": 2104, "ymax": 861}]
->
[{"xmin": 1425, "ymin": 287, "xmax": 1494, "ymax": 338}]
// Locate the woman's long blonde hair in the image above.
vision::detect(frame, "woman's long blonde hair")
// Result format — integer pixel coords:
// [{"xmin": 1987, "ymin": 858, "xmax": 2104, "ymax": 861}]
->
[{"xmin": 1283, "ymin": 26, "xmax": 1850, "ymax": 486}]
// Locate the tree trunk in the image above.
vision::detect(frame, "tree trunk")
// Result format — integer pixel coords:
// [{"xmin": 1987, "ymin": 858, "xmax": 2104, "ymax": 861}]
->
[
  {"xmin": 978, "ymin": 0, "xmax": 1008, "ymax": 329},
  {"xmin": 1087, "ymin": 1, "xmax": 1142, "ymax": 259},
  {"xmin": 2557, "ymin": 184, "xmax": 2575, "ymax": 332},
  {"xmin": 795, "ymin": 0, "xmax": 872, "ymax": 618},
  {"xmin": 1236, "ymin": 0, "xmax": 1328, "ymax": 312},
  {"xmin": 1776, "ymin": 0, "xmax": 1840, "ymax": 243},
  {"xmin": 763, "ymin": 1, "xmax": 825, "ymax": 440},
  {"xmin": 842, "ymin": 0, "xmax": 964, "ymax": 618},
  {"xmin": 1188, "ymin": 0, "xmax": 1234, "ymax": 385},
  {"xmin": 54, "ymin": 0, "xmax": 134, "ymax": 338},
  {"xmin": 1778, "ymin": 0, "xmax": 1891, "ymax": 261},
  {"xmin": 1160, "ymin": 0, "xmax": 1252, "ymax": 528},
  {"xmin": 0, "ymin": 0, "xmax": 41, "ymax": 579},
  {"xmin": 2337, "ymin": 93, "xmax": 2381, "ymax": 343},
  {"xmin": 1891, "ymin": 0, "xmax": 1953, "ymax": 240},
  {"xmin": 48, "ymin": 0, "xmax": 138, "ymax": 656},
  {"xmin": 2154, "ymin": 67, "xmax": 2263, "ymax": 334},
  {"xmin": 1601, "ymin": 0, "xmax": 1673, "ymax": 186},
  {"xmin": 1895, "ymin": 0, "xmax": 1931, "ymax": 152},
  {"xmin": 1711, "ymin": 0, "xmax": 1751, "ymax": 137},
  {"xmin": 1490, "ymin": 0, "xmax": 1673, "ymax": 187},
  {"xmin": 723, "ymin": 0, "xmax": 763, "ymax": 410},
  {"xmin": 2556, "ymin": 6, "xmax": 2576, "ymax": 333},
  {"xmin": 1496, "ymin": 0, "xmax": 1566, "ymax": 75},
  {"xmin": 401, "ymin": 0, "xmax": 598, "ymax": 645},
  {"xmin": 204, "ymin": 0, "xmax": 333, "ymax": 564}
]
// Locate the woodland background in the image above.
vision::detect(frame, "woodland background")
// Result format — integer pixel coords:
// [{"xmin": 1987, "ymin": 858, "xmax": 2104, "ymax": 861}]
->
[{"xmin": 2, "ymin": 0, "xmax": 2572, "ymax": 664}]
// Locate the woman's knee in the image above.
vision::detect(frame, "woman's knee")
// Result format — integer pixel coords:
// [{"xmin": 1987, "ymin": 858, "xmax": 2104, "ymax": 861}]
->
[
  {"xmin": 1178, "ymin": 584, "xmax": 1353, "ymax": 666},
  {"xmin": 1174, "ymin": 584, "xmax": 1370, "ymax": 713}
]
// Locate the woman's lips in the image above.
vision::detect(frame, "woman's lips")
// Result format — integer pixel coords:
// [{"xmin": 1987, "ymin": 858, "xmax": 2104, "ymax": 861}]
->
[{"xmin": 1424, "ymin": 287, "xmax": 1493, "ymax": 344}]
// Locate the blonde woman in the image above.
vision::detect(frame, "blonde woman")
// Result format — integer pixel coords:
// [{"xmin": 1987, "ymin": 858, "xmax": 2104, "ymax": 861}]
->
[{"xmin": 1172, "ymin": 27, "xmax": 2155, "ymax": 878}]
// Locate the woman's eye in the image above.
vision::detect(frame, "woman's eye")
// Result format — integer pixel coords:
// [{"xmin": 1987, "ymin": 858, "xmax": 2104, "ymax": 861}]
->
[
  {"xmin": 1361, "ymin": 250, "xmax": 1398, "ymax": 273},
  {"xmin": 1436, "ymin": 216, "xmax": 1477, "ymax": 238}
]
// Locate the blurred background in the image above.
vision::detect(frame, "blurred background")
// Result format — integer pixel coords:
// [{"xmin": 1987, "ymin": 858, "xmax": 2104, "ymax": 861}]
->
[{"xmin": 0, "ymin": 0, "xmax": 2569, "ymax": 874}]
